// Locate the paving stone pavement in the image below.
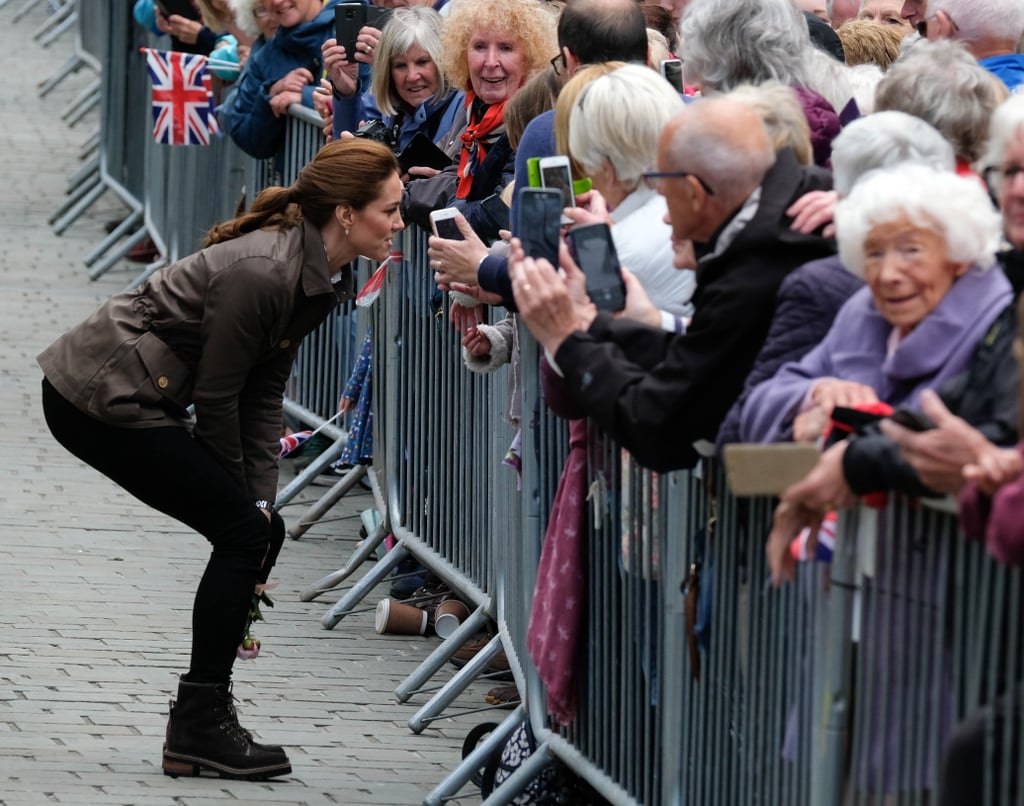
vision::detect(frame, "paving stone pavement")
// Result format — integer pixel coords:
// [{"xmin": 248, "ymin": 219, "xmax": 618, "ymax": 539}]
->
[{"xmin": 0, "ymin": 7, "xmax": 493, "ymax": 805}]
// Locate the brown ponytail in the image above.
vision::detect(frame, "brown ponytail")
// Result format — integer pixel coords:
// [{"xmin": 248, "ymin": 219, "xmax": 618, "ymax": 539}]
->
[{"xmin": 204, "ymin": 139, "xmax": 400, "ymax": 246}]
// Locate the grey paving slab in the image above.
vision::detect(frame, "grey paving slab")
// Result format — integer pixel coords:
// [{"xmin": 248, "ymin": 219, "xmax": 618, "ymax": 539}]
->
[{"xmin": 0, "ymin": 7, "xmax": 500, "ymax": 805}]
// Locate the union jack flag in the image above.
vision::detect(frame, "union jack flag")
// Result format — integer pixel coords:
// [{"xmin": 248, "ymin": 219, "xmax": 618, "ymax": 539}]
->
[{"xmin": 141, "ymin": 48, "xmax": 218, "ymax": 145}]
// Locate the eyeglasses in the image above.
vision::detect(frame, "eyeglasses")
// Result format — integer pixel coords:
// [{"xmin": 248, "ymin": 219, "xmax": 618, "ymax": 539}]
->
[
  {"xmin": 550, "ymin": 51, "xmax": 566, "ymax": 76},
  {"xmin": 917, "ymin": 8, "xmax": 959, "ymax": 35},
  {"xmin": 641, "ymin": 170, "xmax": 715, "ymax": 196},
  {"xmin": 253, "ymin": 7, "xmax": 270, "ymax": 18},
  {"xmin": 983, "ymin": 164, "xmax": 1024, "ymax": 190}
]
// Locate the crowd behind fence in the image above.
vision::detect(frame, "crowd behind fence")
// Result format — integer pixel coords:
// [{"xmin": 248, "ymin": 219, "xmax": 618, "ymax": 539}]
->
[{"xmin": 36, "ymin": 2, "xmax": 1024, "ymax": 804}]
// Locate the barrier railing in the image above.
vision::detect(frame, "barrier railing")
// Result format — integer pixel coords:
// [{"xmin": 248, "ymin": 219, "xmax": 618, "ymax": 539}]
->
[{"xmin": 36, "ymin": 7, "xmax": 1024, "ymax": 799}]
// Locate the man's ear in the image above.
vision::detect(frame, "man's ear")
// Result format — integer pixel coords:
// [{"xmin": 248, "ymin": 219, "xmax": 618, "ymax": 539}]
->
[
  {"xmin": 935, "ymin": 9, "xmax": 958, "ymax": 38},
  {"xmin": 563, "ymin": 46, "xmax": 580, "ymax": 76}
]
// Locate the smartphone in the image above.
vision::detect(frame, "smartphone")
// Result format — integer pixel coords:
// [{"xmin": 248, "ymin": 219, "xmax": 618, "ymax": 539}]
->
[
  {"xmin": 397, "ymin": 132, "xmax": 453, "ymax": 174},
  {"xmin": 335, "ymin": 4, "xmax": 391, "ymax": 59},
  {"xmin": 156, "ymin": 0, "xmax": 200, "ymax": 19},
  {"xmin": 890, "ymin": 408, "xmax": 935, "ymax": 432},
  {"xmin": 538, "ymin": 155, "xmax": 575, "ymax": 218},
  {"xmin": 429, "ymin": 208, "xmax": 464, "ymax": 241},
  {"xmin": 660, "ymin": 59, "xmax": 684, "ymax": 93},
  {"xmin": 515, "ymin": 188, "xmax": 562, "ymax": 268},
  {"xmin": 566, "ymin": 223, "xmax": 626, "ymax": 312}
]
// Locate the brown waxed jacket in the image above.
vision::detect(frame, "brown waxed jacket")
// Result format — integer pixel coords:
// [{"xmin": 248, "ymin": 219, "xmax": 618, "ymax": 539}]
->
[{"xmin": 38, "ymin": 221, "xmax": 353, "ymax": 502}]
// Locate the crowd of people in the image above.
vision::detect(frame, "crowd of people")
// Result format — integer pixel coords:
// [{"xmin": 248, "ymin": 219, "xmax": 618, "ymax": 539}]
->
[{"xmin": 46, "ymin": 0, "xmax": 1024, "ymax": 798}]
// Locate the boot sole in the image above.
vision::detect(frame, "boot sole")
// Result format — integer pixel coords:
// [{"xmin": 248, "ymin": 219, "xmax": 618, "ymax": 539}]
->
[{"xmin": 162, "ymin": 750, "xmax": 291, "ymax": 781}]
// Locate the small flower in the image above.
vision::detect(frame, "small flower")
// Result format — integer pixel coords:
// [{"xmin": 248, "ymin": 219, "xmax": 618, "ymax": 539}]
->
[{"xmin": 237, "ymin": 635, "xmax": 261, "ymax": 660}]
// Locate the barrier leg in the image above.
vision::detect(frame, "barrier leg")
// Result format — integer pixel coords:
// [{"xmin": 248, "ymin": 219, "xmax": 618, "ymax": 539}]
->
[
  {"xmin": 84, "ymin": 210, "xmax": 142, "ymax": 266},
  {"xmin": 422, "ymin": 706, "xmax": 526, "ymax": 806},
  {"xmin": 62, "ymin": 82, "xmax": 100, "ymax": 127},
  {"xmin": 12, "ymin": 0, "xmax": 40, "ymax": 22},
  {"xmin": 51, "ymin": 180, "xmax": 106, "ymax": 234},
  {"xmin": 65, "ymin": 153, "xmax": 99, "ymax": 194},
  {"xmin": 38, "ymin": 51, "xmax": 83, "ymax": 96},
  {"xmin": 274, "ymin": 436, "xmax": 347, "ymax": 508},
  {"xmin": 406, "ymin": 627, "xmax": 502, "ymax": 734},
  {"xmin": 32, "ymin": 1, "xmax": 71, "ymax": 38},
  {"xmin": 300, "ymin": 521, "xmax": 388, "ymax": 602},
  {"xmin": 319, "ymin": 543, "xmax": 409, "ymax": 630},
  {"xmin": 288, "ymin": 463, "xmax": 367, "ymax": 540},
  {"xmin": 48, "ymin": 172, "xmax": 102, "ymax": 226},
  {"xmin": 87, "ymin": 226, "xmax": 150, "ymax": 280},
  {"xmin": 78, "ymin": 131, "xmax": 99, "ymax": 159},
  {"xmin": 38, "ymin": 7, "xmax": 75, "ymax": 45},
  {"xmin": 394, "ymin": 610, "xmax": 492, "ymax": 704}
]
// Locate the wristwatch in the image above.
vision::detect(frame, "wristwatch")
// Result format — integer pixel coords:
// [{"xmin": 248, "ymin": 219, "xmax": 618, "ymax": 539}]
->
[{"xmin": 254, "ymin": 499, "xmax": 273, "ymax": 511}]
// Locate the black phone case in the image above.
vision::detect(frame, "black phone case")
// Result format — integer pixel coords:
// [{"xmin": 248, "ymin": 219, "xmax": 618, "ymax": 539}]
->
[
  {"xmin": 334, "ymin": 4, "xmax": 366, "ymax": 58},
  {"xmin": 397, "ymin": 133, "xmax": 452, "ymax": 174},
  {"xmin": 567, "ymin": 224, "xmax": 626, "ymax": 312},
  {"xmin": 157, "ymin": 0, "xmax": 200, "ymax": 20}
]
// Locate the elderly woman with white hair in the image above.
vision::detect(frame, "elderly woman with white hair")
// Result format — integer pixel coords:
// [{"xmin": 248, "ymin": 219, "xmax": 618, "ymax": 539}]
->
[
  {"xmin": 716, "ymin": 111, "xmax": 956, "ymax": 448},
  {"xmin": 982, "ymin": 94, "xmax": 1024, "ymax": 258},
  {"xmin": 564, "ymin": 64, "xmax": 694, "ymax": 318},
  {"xmin": 679, "ymin": 0, "xmax": 846, "ymax": 165},
  {"xmin": 739, "ymin": 165, "xmax": 1012, "ymax": 446}
]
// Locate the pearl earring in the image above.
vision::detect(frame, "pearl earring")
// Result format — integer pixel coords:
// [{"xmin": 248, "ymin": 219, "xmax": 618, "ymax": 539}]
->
[{"xmin": 344, "ymin": 227, "xmax": 350, "ymax": 237}]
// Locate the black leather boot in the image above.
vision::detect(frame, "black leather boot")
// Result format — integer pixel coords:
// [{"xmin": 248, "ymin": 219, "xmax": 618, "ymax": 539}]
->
[{"xmin": 162, "ymin": 679, "xmax": 291, "ymax": 780}]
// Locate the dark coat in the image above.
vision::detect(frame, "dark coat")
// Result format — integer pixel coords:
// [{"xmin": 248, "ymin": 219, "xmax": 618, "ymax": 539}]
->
[
  {"xmin": 552, "ymin": 148, "xmax": 836, "ymax": 471},
  {"xmin": 38, "ymin": 221, "xmax": 352, "ymax": 502}
]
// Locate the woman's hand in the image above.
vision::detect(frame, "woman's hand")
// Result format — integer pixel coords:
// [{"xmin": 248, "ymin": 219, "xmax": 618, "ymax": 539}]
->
[
  {"xmin": 565, "ymin": 189, "xmax": 612, "ymax": 227},
  {"xmin": 462, "ymin": 327, "xmax": 492, "ymax": 357},
  {"xmin": 793, "ymin": 407, "xmax": 832, "ymax": 443},
  {"xmin": 313, "ymin": 81, "xmax": 334, "ymax": 138},
  {"xmin": 450, "ymin": 282, "xmax": 505, "ymax": 307},
  {"xmin": 159, "ymin": 13, "xmax": 203, "ymax": 43},
  {"xmin": 510, "ymin": 238, "xmax": 597, "ymax": 355},
  {"xmin": 269, "ymin": 90, "xmax": 303, "ymax": 117},
  {"xmin": 338, "ymin": 396, "xmax": 355, "ymax": 414},
  {"xmin": 269, "ymin": 67, "xmax": 314, "ymax": 97},
  {"xmin": 428, "ymin": 213, "xmax": 489, "ymax": 288},
  {"xmin": 322, "ymin": 38, "xmax": 360, "ymax": 97},
  {"xmin": 766, "ymin": 442, "xmax": 854, "ymax": 586},
  {"xmin": 354, "ymin": 25, "xmax": 382, "ymax": 65},
  {"xmin": 787, "ymin": 190, "xmax": 838, "ymax": 237},
  {"xmin": 449, "ymin": 302, "xmax": 483, "ymax": 335},
  {"xmin": 407, "ymin": 166, "xmax": 442, "ymax": 180},
  {"xmin": 810, "ymin": 378, "xmax": 879, "ymax": 413}
]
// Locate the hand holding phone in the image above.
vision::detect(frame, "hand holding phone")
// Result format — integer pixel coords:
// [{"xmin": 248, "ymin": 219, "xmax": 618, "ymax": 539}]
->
[
  {"xmin": 515, "ymin": 188, "xmax": 562, "ymax": 268},
  {"xmin": 566, "ymin": 223, "xmax": 626, "ymax": 312},
  {"xmin": 429, "ymin": 208, "xmax": 465, "ymax": 241}
]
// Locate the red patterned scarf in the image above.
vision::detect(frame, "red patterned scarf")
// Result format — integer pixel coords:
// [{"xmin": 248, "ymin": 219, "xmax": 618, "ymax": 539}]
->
[{"xmin": 456, "ymin": 92, "xmax": 507, "ymax": 199}]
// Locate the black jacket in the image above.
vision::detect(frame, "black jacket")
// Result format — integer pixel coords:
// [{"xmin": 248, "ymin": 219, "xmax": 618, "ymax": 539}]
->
[{"xmin": 553, "ymin": 149, "xmax": 836, "ymax": 471}]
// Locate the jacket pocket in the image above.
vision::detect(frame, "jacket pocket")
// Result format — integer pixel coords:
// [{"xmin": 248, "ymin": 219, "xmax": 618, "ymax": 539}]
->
[{"xmin": 134, "ymin": 331, "xmax": 194, "ymax": 412}]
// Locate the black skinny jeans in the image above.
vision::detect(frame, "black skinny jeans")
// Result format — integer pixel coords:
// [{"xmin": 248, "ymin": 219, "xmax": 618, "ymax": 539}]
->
[{"xmin": 41, "ymin": 379, "xmax": 284, "ymax": 684}]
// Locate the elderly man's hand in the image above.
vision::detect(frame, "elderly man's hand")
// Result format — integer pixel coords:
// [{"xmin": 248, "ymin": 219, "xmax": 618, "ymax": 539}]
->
[
  {"xmin": 766, "ymin": 441, "xmax": 855, "ymax": 586},
  {"xmin": 565, "ymin": 188, "xmax": 612, "ymax": 227},
  {"xmin": 616, "ymin": 268, "xmax": 661, "ymax": 328},
  {"xmin": 428, "ymin": 213, "xmax": 488, "ymax": 288},
  {"xmin": 510, "ymin": 239, "xmax": 596, "ymax": 355},
  {"xmin": 880, "ymin": 389, "xmax": 1020, "ymax": 495}
]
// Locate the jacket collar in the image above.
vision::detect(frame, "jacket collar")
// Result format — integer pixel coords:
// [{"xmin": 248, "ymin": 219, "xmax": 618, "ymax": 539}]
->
[
  {"xmin": 862, "ymin": 265, "xmax": 1013, "ymax": 381},
  {"xmin": 299, "ymin": 219, "xmax": 343, "ymax": 298}
]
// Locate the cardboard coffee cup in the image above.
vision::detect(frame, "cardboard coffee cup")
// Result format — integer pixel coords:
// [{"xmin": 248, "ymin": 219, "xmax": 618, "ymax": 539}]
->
[
  {"xmin": 433, "ymin": 599, "xmax": 470, "ymax": 639},
  {"xmin": 375, "ymin": 598, "xmax": 428, "ymax": 635}
]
